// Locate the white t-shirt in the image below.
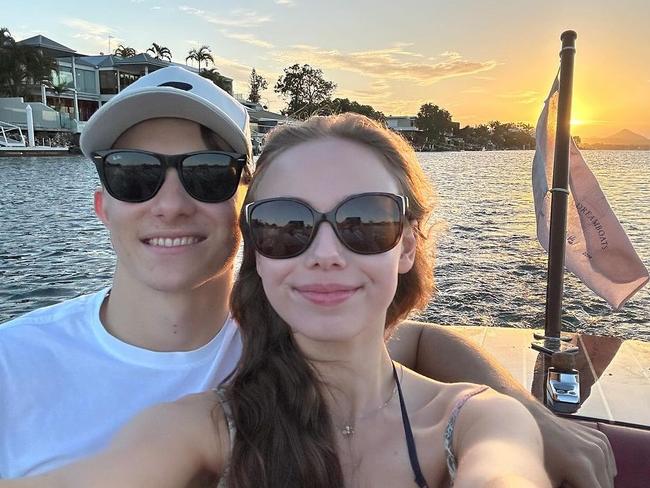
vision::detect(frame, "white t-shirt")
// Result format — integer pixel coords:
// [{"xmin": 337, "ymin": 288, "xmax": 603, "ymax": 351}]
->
[{"xmin": 0, "ymin": 288, "xmax": 242, "ymax": 478}]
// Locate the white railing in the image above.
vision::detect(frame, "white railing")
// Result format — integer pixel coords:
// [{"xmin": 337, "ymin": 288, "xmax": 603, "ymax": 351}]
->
[{"xmin": 0, "ymin": 121, "xmax": 26, "ymax": 147}]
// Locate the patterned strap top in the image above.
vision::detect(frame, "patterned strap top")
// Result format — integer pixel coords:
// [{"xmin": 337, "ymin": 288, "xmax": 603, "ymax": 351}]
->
[{"xmin": 443, "ymin": 385, "xmax": 490, "ymax": 486}]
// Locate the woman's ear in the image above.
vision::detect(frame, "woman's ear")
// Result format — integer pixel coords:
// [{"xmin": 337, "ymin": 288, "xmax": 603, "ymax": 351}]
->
[{"xmin": 398, "ymin": 220, "xmax": 417, "ymax": 274}]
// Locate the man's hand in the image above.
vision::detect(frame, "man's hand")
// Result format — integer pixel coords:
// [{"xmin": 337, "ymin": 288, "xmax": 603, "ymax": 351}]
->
[{"xmin": 526, "ymin": 400, "xmax": 616, "ymax": 488}]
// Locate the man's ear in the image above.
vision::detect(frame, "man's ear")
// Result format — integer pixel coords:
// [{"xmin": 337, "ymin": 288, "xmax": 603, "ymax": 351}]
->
[
  {"xmin": 94, "ymin": 186, "xmax": 109, "ymax": 226},
  {"xmin": 398, "ymin": 220, "xmax": 417, "ymax": 274}
]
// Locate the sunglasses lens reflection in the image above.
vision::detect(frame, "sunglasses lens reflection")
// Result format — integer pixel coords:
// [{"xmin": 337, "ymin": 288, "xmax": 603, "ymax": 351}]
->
[
  {"xmin": 181, "ymin": 153, "xmax": 240, "ymax": 202},
  {"xmin": 249, "ymin": 200, "xmax": 314, "ymax": 258},
  {"xmin": 336, "ymin": 194, "xmax": 402, "ymax": 254},
  {"xmin": 104, "ymin": 152, "xmax": 162, "ymax": 202}
]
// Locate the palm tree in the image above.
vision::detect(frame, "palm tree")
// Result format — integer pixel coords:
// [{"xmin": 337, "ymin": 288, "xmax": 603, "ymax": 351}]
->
[
  {"xmin": 114, "ymin": 44, "xmax": 137, "ymax": 57},
  {"xmin": 0, "ymin": 27, "xmax": 56, "ymax": 97},
  {"xmin": 146, "ymin": 42, "xmax": 172, "ymax": 61},
  {"xmin": 185, "ymin": 45, "xmax": 214, "ymax": 72}
]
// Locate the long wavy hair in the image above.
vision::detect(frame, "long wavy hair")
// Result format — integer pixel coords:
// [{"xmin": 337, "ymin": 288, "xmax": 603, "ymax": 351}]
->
[{"xmin": 226, "ymin": 113, "xmax": 437, "ymax": 487}]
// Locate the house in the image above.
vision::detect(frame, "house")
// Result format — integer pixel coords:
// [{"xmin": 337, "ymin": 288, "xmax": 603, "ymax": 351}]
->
[{"xmin": 1, "ymin": 35, "xmax": 233, "ymax": 134}]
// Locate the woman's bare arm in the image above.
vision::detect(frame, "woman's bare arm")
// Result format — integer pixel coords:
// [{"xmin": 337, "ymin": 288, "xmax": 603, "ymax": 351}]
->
[
  {"xmin": 452, "ymin": 390, "xmax": 550, "ymax": 488},
  {"xmin": 0, "ymin": 392, "xmax": 226, "ymax": 488},
  {"xmin": 388, "ymin": 320, "xmax": 616, "ymax": 488}
]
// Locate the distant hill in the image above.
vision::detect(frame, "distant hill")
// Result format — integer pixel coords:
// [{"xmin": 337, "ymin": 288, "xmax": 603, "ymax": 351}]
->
[
  {"xmin": 581, "ymin": 129, "xmax": 650, "ymax": 149},
  {"xmin": 602, "ymin": 129, "xmax": 650, "ymax": 145}
]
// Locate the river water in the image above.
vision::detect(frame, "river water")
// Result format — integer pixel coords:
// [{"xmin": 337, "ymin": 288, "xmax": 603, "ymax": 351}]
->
[{"xmin": 1, "ymin": 150, "xmax": 648, "ymax": 340}]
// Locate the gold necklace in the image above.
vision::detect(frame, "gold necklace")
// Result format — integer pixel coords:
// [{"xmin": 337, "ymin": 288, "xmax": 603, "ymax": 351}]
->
[{"xmin": 336, "ymin": 368, "xmax": 401, "ymax": 437}]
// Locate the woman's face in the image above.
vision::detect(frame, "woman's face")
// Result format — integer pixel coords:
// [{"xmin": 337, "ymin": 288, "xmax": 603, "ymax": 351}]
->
[{"xmin": 252, "ymin": 137, "xmax": 416, "ymax": 346}]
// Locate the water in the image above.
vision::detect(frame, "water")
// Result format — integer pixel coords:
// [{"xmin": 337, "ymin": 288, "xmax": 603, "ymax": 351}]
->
[{"xmin": 1, "ymin": 151, "xmax": 648, "ymax": 340}]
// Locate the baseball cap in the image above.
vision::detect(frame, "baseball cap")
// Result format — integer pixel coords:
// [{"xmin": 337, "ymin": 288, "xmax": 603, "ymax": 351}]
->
[{"xmin": 80, "ymin": 66, "xmax": 252, "ymax": 159}]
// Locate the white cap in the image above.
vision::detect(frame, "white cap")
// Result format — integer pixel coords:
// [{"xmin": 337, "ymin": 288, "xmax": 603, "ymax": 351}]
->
[{"xmin": 80, "ymin": 66, "xmax": 252, "ymax": 159}]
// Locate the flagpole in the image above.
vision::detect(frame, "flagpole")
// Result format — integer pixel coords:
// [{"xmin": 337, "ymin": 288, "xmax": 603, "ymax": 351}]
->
[{"xmin": 544, "ymin": 30, "xmax": 577, "ymax": 338}]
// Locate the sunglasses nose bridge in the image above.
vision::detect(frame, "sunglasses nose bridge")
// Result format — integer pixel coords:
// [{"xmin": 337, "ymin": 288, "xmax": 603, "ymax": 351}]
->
[{"xmin": 307, "ymin": 212, "xmax": 346, "ymax": 257}]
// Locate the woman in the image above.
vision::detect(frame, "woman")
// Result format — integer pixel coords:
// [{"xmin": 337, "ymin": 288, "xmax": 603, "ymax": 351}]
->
[{"xmin": 3, "ymin": 114, "xmax": 549, "ymax": 487}]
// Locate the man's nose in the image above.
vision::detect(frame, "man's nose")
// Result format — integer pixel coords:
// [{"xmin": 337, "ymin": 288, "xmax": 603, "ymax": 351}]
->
[{"xmin": 149, "ymin": 168, "xmax": 197, "ymax": 218}]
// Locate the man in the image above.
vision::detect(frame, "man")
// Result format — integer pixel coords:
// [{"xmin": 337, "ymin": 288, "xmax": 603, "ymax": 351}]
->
[{"xmin": 0, "ymin": 67, "xmax": 614, "ymax": 487}]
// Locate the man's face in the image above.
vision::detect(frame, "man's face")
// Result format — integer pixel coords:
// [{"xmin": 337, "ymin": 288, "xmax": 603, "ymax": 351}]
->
[{"xmin": 94, "ymin": 117, "xmax": 242, "ymax": 293}]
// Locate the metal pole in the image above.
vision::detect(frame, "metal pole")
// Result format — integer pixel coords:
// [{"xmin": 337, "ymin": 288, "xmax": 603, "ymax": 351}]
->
[{"xmin": 544, "ymin": 30, "xmax": 577, "ymax": 337}]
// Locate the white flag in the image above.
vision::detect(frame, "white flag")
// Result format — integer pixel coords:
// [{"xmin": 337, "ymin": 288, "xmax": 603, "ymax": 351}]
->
[{"xmin": 532, "ymin": 74, "xmax": 649, "ymax": 310}]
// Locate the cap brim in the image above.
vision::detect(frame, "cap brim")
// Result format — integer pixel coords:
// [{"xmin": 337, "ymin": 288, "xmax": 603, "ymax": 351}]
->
[{"xmin": 80, "ymin": 87, "xmax": 250, "ymax": 157}]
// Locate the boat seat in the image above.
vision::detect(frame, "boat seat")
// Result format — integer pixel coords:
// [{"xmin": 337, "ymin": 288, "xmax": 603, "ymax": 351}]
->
[{"xmin": 570, "ymin": 419, "xmax": 650, "ymax": 488}]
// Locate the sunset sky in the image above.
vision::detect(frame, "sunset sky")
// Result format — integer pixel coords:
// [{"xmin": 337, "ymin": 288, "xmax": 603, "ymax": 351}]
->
[{"xmin": 6, "ymin": 0, "xmax": 650, "ymax": 138}]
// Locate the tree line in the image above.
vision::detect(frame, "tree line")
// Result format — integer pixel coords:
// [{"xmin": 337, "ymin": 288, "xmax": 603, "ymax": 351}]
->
[
  {"xmin": 2, "ymin": 26, "xmax": 535, "ymax": 150},
  {"xmin": 268, "ymin": 64, "xmax": 534, "ymax": 150}
]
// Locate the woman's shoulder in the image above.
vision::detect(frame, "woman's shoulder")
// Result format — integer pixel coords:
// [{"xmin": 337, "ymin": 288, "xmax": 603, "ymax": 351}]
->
[{"xmin": 401, "ymin": 364, "xmax": 491, "ymax": 408}]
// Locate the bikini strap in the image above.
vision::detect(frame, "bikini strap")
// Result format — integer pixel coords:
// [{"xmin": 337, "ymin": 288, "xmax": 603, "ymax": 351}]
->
[
  {"xmin": 443, "ymin": 384, "xmax": 490, "ymax": 485},
  {"xmin": 394, "ymin": 362, "xmax": 429, "ymax": 488}
]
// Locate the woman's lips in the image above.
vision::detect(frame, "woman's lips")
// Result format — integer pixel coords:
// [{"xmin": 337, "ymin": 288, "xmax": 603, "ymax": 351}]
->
[{"xmin": 293, "ymin": 284, "xmax": 360, "ymax": 306}]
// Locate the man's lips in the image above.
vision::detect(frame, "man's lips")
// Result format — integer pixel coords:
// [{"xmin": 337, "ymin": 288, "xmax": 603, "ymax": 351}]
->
[{"xmin": 293, "ymin": 284, "xmax": 361, "ymax": 305}]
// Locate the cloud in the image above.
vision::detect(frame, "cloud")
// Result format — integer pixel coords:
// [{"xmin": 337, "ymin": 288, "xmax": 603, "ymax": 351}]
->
[
  {"xmin": 275, "ymin": 0, "xmax": 295, "ymax": 5},
  {"xmin": 336, "ymin": 83, "xmax": 393, "ymax": 104},
  {"xmin": 60, "ymin": 18, "xmax": 123, "ymax": 53},
  {"xmin": 439, "ymin": 51, "xmax": 462, "ymax": 60},
  {"xmin": 61, "ymin": 18, "xmax": 115, "ymax": 40},
  {"xmin": 210, "ymin": 55, "xmax": 255, "ymax": 80},
  {"xmin": 219, "ymin": 30, "xmax": 274, "ymax": 49},
  {"xmin": 178, "ymin": 5, "xmax": 272, "ymax": 27},
  {"xmin": 274, "ymin": 45, "xmax": 497, "ymax": 85},
  {"xmin": 497, "ymin": 90, "xmax": 539, "ymax": 104},
  {"xmin": 461, "ymin": 87, "xmax": 487, "ymax": 94}
]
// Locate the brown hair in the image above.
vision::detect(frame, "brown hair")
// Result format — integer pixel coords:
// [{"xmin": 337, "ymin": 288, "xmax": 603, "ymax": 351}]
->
[{"xmin": 226, "ymin": 113, "xmax": 437, "ymax": 487}]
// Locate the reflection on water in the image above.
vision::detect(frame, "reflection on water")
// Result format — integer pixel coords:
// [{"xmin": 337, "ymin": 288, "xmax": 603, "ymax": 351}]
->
[{"xmin": 1, "ymin": 151, "xmax": 648, "ymax": 340}]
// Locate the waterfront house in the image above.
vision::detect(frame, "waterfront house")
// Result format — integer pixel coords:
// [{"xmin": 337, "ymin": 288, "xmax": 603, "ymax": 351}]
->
[{"xmin": 0, "ymin": 35, "xmax": 233, "ymax": 135}]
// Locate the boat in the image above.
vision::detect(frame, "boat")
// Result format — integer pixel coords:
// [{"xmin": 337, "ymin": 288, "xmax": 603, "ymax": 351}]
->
[
  {"xmin": 415, "ymin": 323, "xmax": 650, "ymax": 487},
  {"xmin": 456, "ymin": 31, "xmax": 649, "ymax": 488}
]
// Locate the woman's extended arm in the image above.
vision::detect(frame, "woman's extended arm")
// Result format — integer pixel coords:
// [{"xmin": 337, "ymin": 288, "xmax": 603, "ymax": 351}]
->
[
  {"xmin": 388, "ymin": 320, "xmax": 616, "ymax": 488},
  {"xmin": 0, "ymin": 393, "xmax": 226, "ymax": 488},
  {"xmin": 451, "ymin": 390, "xmax": 550, "ymax": 488}
]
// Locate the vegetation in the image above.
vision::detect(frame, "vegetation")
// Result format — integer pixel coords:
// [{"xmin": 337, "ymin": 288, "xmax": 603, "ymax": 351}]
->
[
  {"xmin": 186, "ymin": 45, "xmax": 214, "ymax": 72},
  {"xmin": 274, "ymin": 64, "xmax": 336, "ymax": 119},
  {"xmin": 319, "ymin": 98, "xmax": 385, "ymax": 122},
  {"xmin": 415, "ymin": 103, "xmax": 454, "ymax": 144},
  {"xmin": 0, "ymin": 27, "xmax": 56, "ymax": 97},
  {"xmin": 456, "ymin": 121, "xmax": 535, "ymax": 150},
  {"xmin": 146, "ymin": 43, "xmax": 172, "ymax": 61},
  {"xmin": 113, "ymin": 44, "xmax": 137, "ymax": 57},
  {"xmin": 247, "ymin": 68, "xmax": 268, "ymax": 104},
  {"xmin": 200, "ymin": 68, "xmax": 232, "ymax": 95}
]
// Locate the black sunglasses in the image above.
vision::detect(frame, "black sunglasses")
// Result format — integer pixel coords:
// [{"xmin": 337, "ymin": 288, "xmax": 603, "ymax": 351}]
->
[
  {"xmin": 92, "ymin": 149, "xmax": 247, "ymax": 203},
  {"xmin": 245, "ymin": 192, "xmax": 408, "ymax": 259}
]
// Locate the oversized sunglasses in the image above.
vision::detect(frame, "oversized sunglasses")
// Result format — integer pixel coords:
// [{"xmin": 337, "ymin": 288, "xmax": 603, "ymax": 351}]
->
[
  {"xmin": 92, "ymin": 150, "xmax": 247, "ymax": 203},
  {"xmin": 245, "ymin": 192, "xmax": 408, "ymax": 259}
]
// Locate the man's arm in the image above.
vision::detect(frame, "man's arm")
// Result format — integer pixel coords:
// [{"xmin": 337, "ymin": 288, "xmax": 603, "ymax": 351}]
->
[{"xmin": 388, "ymin": 320, "xmax": 617, "ymax": 488}]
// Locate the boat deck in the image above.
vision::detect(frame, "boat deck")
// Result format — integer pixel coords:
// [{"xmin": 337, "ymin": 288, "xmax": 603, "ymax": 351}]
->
[{"xmin": 446, "ymin": 326, "xmax": 649, "ymax": 427}]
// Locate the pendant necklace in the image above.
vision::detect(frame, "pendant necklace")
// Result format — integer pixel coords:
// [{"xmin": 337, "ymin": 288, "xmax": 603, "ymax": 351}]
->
[{"xmin": 337, "ymin": 363, "xmax": 402, "ymax": 437}]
